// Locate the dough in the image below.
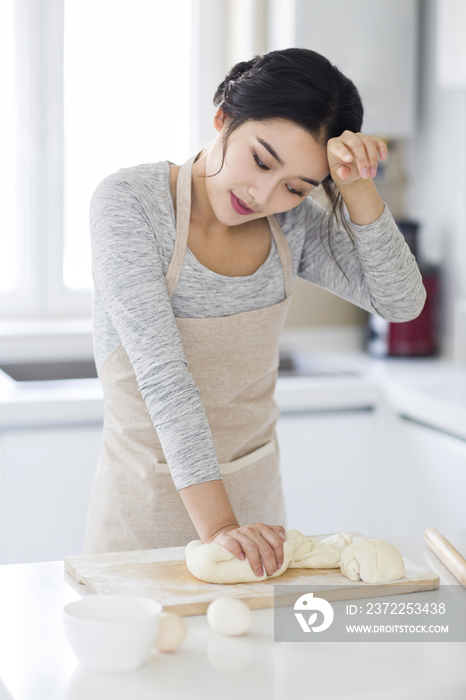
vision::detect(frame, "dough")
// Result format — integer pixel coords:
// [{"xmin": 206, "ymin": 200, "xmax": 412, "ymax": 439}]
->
[
  {"xmin": 339, "ymin": 539, "xmax": 405, "ymax": 583},
  {"xmin": 185, "ymin": 529, "xmax": 352, "ymax": 584}
]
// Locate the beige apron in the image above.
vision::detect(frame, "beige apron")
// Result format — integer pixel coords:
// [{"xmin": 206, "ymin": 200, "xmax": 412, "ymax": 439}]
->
[{"xmin": 83, "ymin": 154, "xmax": 293, "ymax": 554}]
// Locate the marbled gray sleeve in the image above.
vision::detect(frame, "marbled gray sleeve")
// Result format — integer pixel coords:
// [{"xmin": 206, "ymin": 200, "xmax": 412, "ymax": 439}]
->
[{"xmin": 90, "ymin": 161, "xmax": 426, "ymax": 491}]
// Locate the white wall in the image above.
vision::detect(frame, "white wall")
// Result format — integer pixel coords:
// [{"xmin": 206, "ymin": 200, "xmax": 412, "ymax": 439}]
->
[
  {"xmin": 406, "ymin": 0, "xmax": 466, "ymax": 358},
  {"xmin": 293, "ymin": 0, "xmax": 419, "ymax": 138}
]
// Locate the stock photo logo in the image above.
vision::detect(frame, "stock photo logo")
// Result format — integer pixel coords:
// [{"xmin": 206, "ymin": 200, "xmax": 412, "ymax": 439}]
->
[
  {"xmin": 275, "ymin": 584, "xmax": 466, "ymax": 643},
  {"xmin": 293, "ymin": 593, "xmax": 334, "ymax": 633}
]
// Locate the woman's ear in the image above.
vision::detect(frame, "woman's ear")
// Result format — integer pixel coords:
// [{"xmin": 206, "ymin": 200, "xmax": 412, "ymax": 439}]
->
[{"xmin": 213, "ymin": 108, "xmax": 228, "ymax": 133}]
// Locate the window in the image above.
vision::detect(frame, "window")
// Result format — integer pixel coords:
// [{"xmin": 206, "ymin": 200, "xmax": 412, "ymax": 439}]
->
[
  {"xmin": 0, "ymin": 0, "xmax": 17, "ymax": 292},
  {"xmin": 63, "ymin": 0, "xmax": 193, "ymax": 290},
  {"xmin": 0, "ymin": 0, "xmax": 193, "ymax": 318}
]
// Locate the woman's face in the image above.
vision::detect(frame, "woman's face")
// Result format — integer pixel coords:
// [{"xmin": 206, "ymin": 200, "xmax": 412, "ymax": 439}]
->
[{"xmin": 204, "ymin": 114, "xmax": 330, "ymax": 226}]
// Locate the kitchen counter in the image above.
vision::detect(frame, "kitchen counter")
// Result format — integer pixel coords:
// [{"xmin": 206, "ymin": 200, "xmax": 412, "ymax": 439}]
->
[
  {"xmin": 0, "ymin": 530, "xmax": 465, "ymax": 700},
  {"xmin": 0, "ymin": 328, "xmax": 465, "ymax": 440},
  {"xmin": 276, "ymin": 329, "xmax": 466, "ymax": 441},
  {"xmin": 1, "ymin": 327, "xmax": 465, "ymax": 566}
]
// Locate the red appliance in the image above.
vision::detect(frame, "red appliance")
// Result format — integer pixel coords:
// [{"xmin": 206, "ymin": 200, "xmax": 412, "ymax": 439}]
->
[
  {"xmin": 367, "ymin": 221, "xmax": 440, "ymax": 357},
  {"xmin": 387, "ymin": 270, "xmax": 438, "ymax": 356}
]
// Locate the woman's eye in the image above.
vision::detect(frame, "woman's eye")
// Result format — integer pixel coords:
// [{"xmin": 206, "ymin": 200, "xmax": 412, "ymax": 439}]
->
[
  {"xmin": 253, "ymin": 152, "xmax": 304, "ymax": 197},
  {"xmin": 287, "ymin": 185, "xmax": 305, "ymax": 197},
  {"xmin": 253, "ymin": 153, "xmax": 269, "ymax": 170}
]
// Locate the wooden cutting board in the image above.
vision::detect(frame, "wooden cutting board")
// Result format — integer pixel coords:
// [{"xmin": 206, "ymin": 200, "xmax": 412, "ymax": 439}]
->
[{"xmin": 64, "ymin": 533, "xmax": 439, "ymax": 617}]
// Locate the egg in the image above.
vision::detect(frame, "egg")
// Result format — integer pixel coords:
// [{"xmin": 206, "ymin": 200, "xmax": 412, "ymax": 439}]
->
[
  {"xmin": 154, "ymin": 611, "xmax": 187, "ymax": 652},
  {"xmin": 206, "ymin": 597, "xmax": 252, "ymax": 636}
]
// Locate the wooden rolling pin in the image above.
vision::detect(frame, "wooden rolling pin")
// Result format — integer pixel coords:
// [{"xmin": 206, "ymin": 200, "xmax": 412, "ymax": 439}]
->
[{"xmin": 424, "ymin": 528, "xmax": 466, "ymax": 586}]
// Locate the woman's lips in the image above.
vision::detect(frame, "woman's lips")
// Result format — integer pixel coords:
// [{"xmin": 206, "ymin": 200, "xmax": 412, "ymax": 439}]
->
[{"xmin": 230, "ymin": 192, "xmax": 255, "ymax": 215}]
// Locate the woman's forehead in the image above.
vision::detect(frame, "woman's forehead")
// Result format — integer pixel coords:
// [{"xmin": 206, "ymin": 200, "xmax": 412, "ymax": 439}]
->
[{"xmin": 235, "ymin": 119, "xmax": 330, "ymax": 178}]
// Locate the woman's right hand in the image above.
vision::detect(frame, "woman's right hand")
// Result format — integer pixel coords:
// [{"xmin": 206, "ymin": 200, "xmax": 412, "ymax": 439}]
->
[{"xmin": 208, "ymin": 522, "xmax": 286, "ymax": 577}]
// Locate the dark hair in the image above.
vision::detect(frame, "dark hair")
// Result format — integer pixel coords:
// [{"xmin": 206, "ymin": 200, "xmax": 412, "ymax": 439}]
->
[{"xmin": 212, "ymin": 48, "xmax": 364, "ymax": 267}]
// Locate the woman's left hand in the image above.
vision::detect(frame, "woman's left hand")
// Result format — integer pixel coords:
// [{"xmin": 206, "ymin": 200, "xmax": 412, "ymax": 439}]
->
[{"xmin": 327, "ymin": 131, "xmax": 387, "ymax": 189}]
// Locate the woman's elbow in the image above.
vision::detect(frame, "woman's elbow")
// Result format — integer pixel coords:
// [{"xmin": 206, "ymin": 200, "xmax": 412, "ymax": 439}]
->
[{"xmin": 379, "ymin": 283, "xmax": 427, "ymax": 323}]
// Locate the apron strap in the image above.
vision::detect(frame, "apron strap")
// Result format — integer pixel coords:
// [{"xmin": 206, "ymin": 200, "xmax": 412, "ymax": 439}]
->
[
  {"xmin": 165, "ymin": 155, "xmax": 294, "ymax": 299},
  {"xmin": 165, "ymin": 154, "xmax": 197, "ymax": 299},
  {"xmin": 267, "ymin": 214, "xmax": 294, "ymax": 298}
]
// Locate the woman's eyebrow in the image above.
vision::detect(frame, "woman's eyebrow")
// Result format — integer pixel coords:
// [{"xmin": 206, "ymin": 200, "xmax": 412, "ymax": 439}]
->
[
  {"xmin": 298, "ymin": 175, "xmax": 320, "ymax": 187},
  {"xmin": 256, "ymin": 136, "xmax": 320, "ymax": 187},
  {"xmin": 256, "ymin": 137, "xmax": 284, "ymax": 165}
]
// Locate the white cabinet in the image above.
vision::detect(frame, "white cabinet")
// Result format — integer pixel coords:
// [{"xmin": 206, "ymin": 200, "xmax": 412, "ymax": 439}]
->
[
  {"xmin": 276, "ymin": 408, "xmax": 378, "ymax": 536},
  {"xmin": 270, "ymin": 0, "xmax": 419, "ymax": 137},
  {"xmin": 374, "ymin": 413, "xmax": 466, "ymax": 536},
  {"xmin": 277, "ymin": 402, "xmax": 466, "ymax": 540},
  {"xmin": 0, "ymin": 424, "xmax": 102, "ymax": 564},
  {"xmin": 1, "ymin": 379, "xmax": 464, "ymax": 564}
]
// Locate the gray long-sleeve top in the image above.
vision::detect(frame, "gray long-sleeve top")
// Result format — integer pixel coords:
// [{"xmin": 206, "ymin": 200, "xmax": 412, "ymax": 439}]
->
[{"xmin": 90, "ymin": 160, "xmax": 426, "ymax": 490}]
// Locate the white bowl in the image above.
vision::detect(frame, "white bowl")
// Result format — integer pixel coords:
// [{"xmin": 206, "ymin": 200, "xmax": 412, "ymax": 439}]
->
[{"xmin": 63, "ymin": 595, "xmax": 162, "ymax": 672}]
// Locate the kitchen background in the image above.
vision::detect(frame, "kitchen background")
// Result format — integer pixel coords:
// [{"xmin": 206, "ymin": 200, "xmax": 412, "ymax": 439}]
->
[{"xmin": 0, "ymin": 0, "xmax": 465, "ymax": 565}]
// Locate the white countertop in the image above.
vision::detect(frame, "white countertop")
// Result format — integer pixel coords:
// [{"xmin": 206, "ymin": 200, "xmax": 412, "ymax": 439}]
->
[
  {"xmin": 1, "ymin": 329, "xmax": 465, "ymax": 440},
  {"xmin": 275, "ymin": 352, "xmax": 466, "ymax": 441},
  {"xmin": 0, "ymin": 530, "xmax": 465, "ymax": 700}
]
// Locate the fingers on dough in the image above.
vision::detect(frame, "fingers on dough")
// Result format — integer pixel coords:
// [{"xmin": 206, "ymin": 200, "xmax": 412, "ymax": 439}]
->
[{"xmin": 185, "ymin": 529, "xmax": 353, "ymax": 584}]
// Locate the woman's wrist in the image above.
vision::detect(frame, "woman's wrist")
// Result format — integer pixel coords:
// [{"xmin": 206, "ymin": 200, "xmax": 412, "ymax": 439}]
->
[
  {"xmin": 206, "ymin": 523, "xmax": 240, "ymax": 543},
  {"xmin": 178, "ymin": 478, "xmax": 239, "ymax": 543},
  {"xmin": 337, "ymin": 176, "xmax": 385, "ymax": 226}
]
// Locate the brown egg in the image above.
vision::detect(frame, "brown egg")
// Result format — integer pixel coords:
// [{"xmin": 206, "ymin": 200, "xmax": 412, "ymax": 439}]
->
[{"xmin": 154, "ymin": 611, "xmax": 187, "ymax": 652}]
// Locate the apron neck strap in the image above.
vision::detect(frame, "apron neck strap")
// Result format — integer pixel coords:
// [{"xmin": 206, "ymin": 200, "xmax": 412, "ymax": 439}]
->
[
  {"xmin": 165, "ymin": 155, "xmax": 294, "ymax": 299},
  {"xmin": 267, "ymin": 214, "xmax": 293, "ymax": 297},
  {"xmin": 165, "ymin": 154, "xmax": 197, "ymax": 299}
]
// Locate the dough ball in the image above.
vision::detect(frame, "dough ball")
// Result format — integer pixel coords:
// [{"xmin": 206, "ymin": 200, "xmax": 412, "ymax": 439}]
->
[
  {"xmin": 339, "ymin": 539, "xmax": 405, "ymax": 583},
  {"xmin": 154, "ymin": 611, "xmax": 187, "ymax": 652},
  {"xmin": 207, "ymin": 597, "xmax": 252, "ymax": 636}
]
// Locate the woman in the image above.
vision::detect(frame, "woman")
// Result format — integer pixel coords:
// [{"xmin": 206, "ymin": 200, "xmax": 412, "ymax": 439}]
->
[{"xmin": 83, "ymin": 48, "xmax": 425, "ymax": 580}]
